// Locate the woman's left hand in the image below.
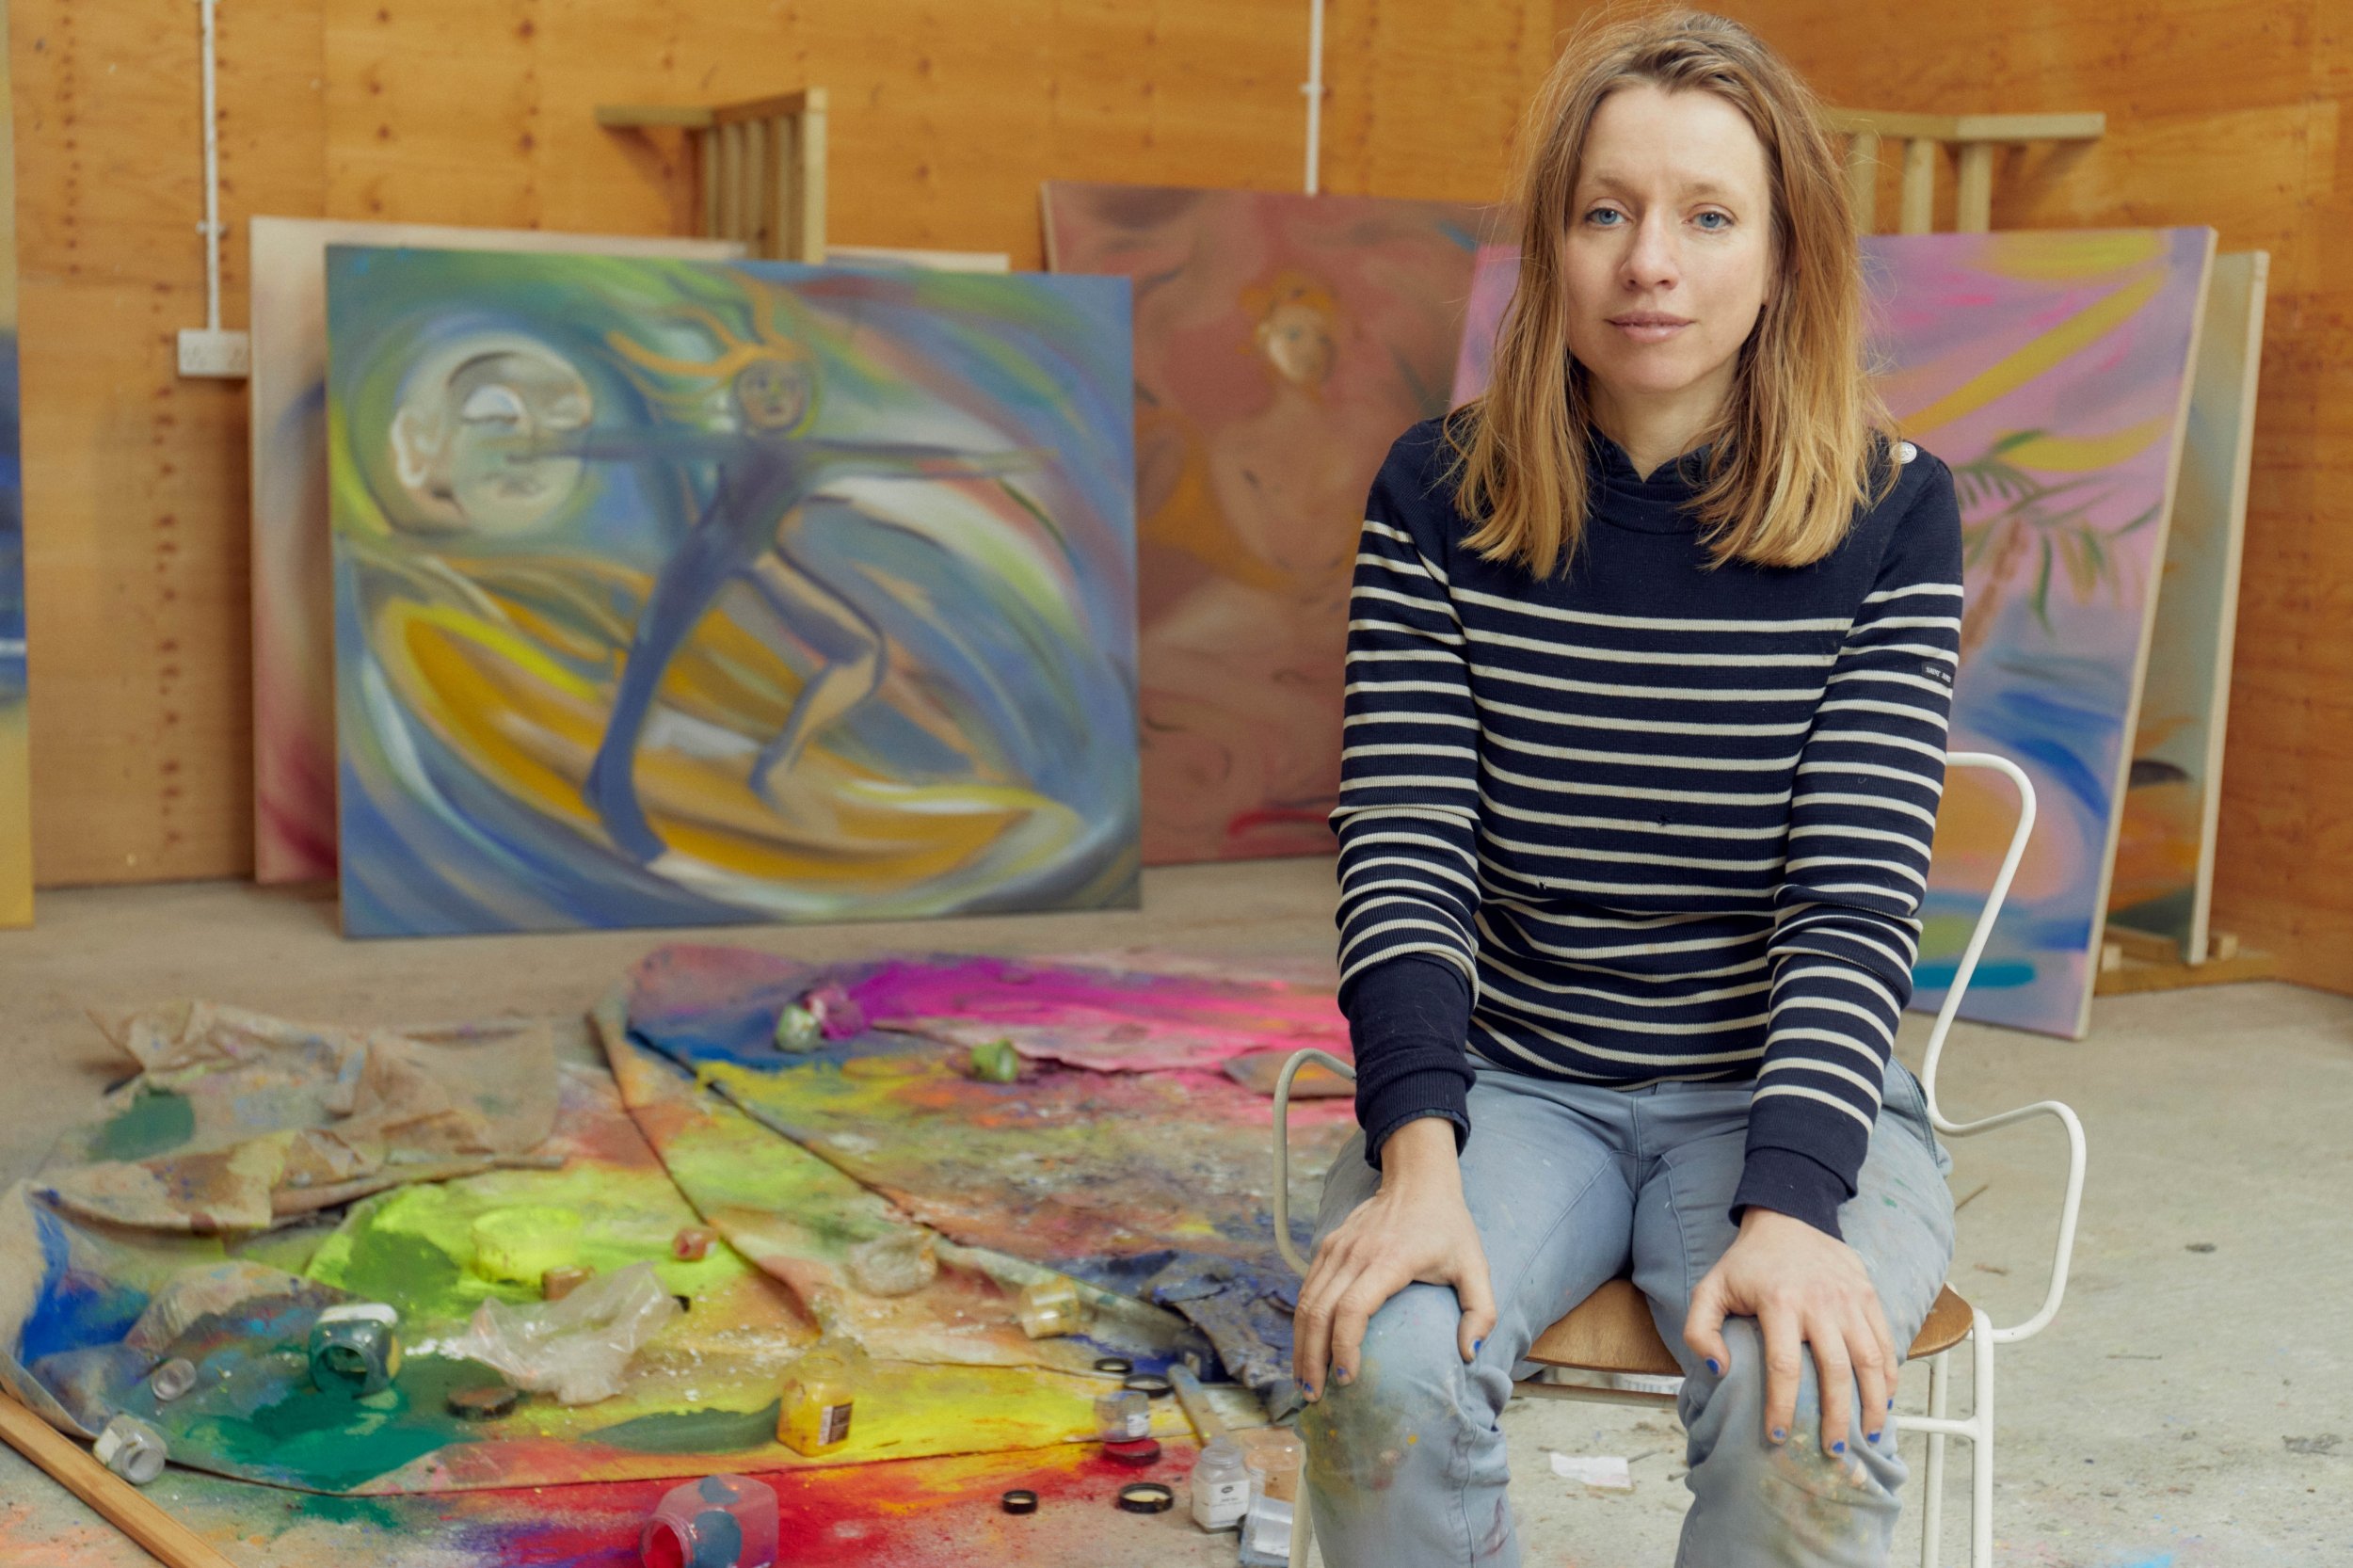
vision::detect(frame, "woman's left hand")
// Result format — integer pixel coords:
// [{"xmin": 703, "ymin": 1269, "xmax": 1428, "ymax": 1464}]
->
[{"xmin": 1683, "ymin": 1208, "xmax": 1900, "ymax": 1457}]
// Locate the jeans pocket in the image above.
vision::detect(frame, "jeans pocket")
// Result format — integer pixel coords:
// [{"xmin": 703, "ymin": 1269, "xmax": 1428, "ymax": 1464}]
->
[{"xmin": 1887, "ymin": 1061, "xmax": 1953, "ymax": 1173}]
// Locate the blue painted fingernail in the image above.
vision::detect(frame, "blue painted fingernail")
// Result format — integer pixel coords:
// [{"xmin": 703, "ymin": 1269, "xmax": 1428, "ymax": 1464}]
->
[
  {"xmin": 1705, "ymin": 1357, "xmax": 1721, "ymax": 1375},
  {"xmin": 1887, "ymin": 1397, "xmax": 1897, "ymax": 1410},
  {"xmin": 1473, "ymin": 1338, "xmax": 1484, "ymax": 1354},
  {"xmin": 1868, "ymin": 1431, "xmax": 1883, "ymax": 1444},
  {"xmin": 1833, "ymin": 1440, "xmax": 1847, "ymax": 1454},
  {"xmin": 1302, "ymin": 1383, "xmax": 1317, "ymax": 1399},
  {"xmin": 1771, "ymin": 1427, "xmax": 1787, "ymax": 1443},
  {"xmin": 1335, "ymin": 1368, "xmax": 1352, "ymax": 1385}
]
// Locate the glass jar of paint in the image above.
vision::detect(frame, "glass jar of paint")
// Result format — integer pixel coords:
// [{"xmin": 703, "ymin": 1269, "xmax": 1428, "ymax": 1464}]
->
[
  {"xmin": 1016, "ymin": 1278, "xmax": 1088, "ymax": 1339},
  {"xmin": 777, "ymin": 1343, "xmax": 862, "ymax": 1456},
  {"xmin": 1189, "ymin": 1433, "xmax": 1252, "ymax": 1529},
  {"xmin": 1094, "ymin": 1388, "xmax": 1152, "ymax": 1443},
  {"xmin": 640, "ymin": 1474, "xmax": 778, "ymax": 1568}
]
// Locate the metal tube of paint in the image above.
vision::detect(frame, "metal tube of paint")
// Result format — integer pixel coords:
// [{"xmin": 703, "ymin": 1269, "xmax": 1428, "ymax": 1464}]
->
[
  {"xmin": 91, "ymin": 1414, "xmax": 168, "ymax": 1485},
  {"xmin": 308, "ymin": 1303, "xmax": 402, "ymax": 1397}
]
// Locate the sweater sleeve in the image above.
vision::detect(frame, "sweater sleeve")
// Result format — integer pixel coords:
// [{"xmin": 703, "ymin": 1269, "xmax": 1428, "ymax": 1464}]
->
[
  {"xmin": 1734, "ymin": 454, "xmax": 1964, "ymax": 1238},
  {"xmin": 1330, "ymin": 430, "xmax": 1485, "ymax": 1168}
]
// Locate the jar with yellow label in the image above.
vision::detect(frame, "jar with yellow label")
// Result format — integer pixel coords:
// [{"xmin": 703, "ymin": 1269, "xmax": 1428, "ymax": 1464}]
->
[{"xmin": 777, "ymin": 1342, "xmax": 863, "ymax": 1456}]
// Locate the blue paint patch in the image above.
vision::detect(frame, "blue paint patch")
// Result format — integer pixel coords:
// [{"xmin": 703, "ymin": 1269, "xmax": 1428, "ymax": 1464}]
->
[
  {"xmin": 15, "ymin": 1208, "xmax": 148, "ymax": 1365},
  {"xmin": 687, "ymin": 1507, "xmax": 744, "ymax": 1568}
]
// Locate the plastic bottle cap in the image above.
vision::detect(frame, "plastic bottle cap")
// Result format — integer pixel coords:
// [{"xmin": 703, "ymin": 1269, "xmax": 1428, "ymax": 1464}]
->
[
  {"xmin": 1115, "ymin": 1481, "xmax": 1175, "ymax": 1513},
  {"xmin": 1000, "ymin": 1489, "xmax": 1039, "ymax": 1514},
  {"xmin": 1103, "ymin": 1437, "xmax": 1162, "ymax": 1466}
]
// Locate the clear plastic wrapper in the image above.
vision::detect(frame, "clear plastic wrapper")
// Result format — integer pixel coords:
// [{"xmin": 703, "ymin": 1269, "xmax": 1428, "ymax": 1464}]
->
[{"xmin": 448, "ymin": 1259, "xmax": 680, "ymax": 1405}]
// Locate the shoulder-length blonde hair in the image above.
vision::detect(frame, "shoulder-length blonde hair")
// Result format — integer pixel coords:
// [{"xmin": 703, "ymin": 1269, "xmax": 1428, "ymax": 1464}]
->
[{"xmin": 1449, "ymin": 9, "xmax": 1893, "ymax": 575}]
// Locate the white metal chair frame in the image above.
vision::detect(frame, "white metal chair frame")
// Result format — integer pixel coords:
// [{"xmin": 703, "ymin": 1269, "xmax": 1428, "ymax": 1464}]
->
[{"xmin": 1273, "ymin": 752, "xmax": 2088, "ymax": 1568}]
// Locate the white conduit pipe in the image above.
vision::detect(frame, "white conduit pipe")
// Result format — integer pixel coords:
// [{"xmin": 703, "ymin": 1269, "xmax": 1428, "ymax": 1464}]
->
[
  {"xmin": 198, "ymin": 0, "xmax": 222, "ymax": 332},
  {"xmin": 1302, "ymin": 0, "xmax": 1326, "ymax": 195}
]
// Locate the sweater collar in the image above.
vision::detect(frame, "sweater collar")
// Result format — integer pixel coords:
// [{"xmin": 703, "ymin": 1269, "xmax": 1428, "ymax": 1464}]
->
[{"xmin": 1588, "ymin": 427, "xmax": 1711, "ymax": 534}]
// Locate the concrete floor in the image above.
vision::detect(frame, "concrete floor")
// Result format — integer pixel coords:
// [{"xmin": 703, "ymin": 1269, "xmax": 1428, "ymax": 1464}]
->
[{"xmin": 2, "ymin": 866, "xmax": 2349, "ymax": 1565}]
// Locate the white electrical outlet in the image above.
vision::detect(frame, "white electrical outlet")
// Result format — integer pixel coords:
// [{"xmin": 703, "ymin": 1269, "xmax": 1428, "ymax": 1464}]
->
[{"xmin": 177, "ymin": 328, "xmax": 250, "ymax": 379}]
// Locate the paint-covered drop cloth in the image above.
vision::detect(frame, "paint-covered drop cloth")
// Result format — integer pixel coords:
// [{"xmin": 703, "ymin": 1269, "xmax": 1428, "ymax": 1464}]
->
[
  {"xmin": 620, "ymin": 945, "xmax": 1357, "ymax": 1414},
  {"xmin": 35, "ymin": 1002, "xmax": 560, "ymax": 1232},
  {"xmin": 2, "ymin": 1050, "xmax": 1191, "ymax": 1494}
]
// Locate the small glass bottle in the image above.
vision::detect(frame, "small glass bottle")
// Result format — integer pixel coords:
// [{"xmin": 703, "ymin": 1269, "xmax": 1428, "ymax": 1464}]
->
[
  {"xmin": 640, "ymin": 1474, "xmax": 779, "ymax": 1568},
  {"xmin": 777, "ymin": 1343, "xmax": 860, "ymax": 1456},
  {"xmin": 147, "ymin": 1357, "xmax": 199, "ymax": 1403},
  {"xmin": 1094, "ymin": 1387, "xmax": 1151, "ymax": 1442},
  {"xmin": 1016, "ymin": 1278, "xmax": 1088, "ymax": 1339},
  {"xmin": 93, "ymin": 1414, "xmax": 168, "ymax": 1485},
  {"xmin": 1190, "ymin": 1433, "xmax": 1252, "ymax": 1529}
]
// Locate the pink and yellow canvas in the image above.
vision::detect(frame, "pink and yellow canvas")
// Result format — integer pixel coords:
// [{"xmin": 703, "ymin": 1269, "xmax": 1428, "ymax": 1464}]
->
[
  {"xmin": 2105, "ymin": 251, "xmax": 2269, "ymax": 960},
  {"xmin": 1044, "ymin": 184, "xmax": 1495, "ymax": 865},
  {"xmin": 246, "ymin": 217, "xmax": 744, "ymax": 885}
]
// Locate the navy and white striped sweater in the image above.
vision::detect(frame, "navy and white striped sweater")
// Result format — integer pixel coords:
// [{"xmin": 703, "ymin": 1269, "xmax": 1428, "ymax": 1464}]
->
[{"xmin": 1334, "ymin": 419, "xmax": 1963, "ymax": 1238}]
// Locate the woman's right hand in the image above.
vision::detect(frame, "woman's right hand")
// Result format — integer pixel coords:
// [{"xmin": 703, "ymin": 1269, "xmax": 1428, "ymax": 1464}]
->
[{"xmin": 1291, "ymin": 1116, "xmax": 1498, "ymax": 1400}]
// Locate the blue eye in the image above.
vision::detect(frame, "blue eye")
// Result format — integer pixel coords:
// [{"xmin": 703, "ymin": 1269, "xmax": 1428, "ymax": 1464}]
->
[
  {"xmin": 1695, "ymin": 211, "xmax": 1732, "ymax": 231},
  {"xmin": 1585, "ymin": 207, "xmax": 1624, "ymax": 227}
]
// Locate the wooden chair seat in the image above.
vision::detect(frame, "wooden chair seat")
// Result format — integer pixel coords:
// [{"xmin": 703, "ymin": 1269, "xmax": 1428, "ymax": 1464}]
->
[{"xmin": 1524, "ymin": 1279, "xmax": 1976, "ymax": 1378}]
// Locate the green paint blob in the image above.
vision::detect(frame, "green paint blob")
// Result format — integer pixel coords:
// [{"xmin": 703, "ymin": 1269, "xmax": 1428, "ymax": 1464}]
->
[
  {"xmin": 92, "ymin": 1087, "xmax": 196, "ymax": 1161},
  {"xmin": 196, "ymin": 1356, "xmax": 488, "ymax": 1493},
  {"xmin": 589, "ymin": 1399, "xmax": 784, "ymax": 1454}
]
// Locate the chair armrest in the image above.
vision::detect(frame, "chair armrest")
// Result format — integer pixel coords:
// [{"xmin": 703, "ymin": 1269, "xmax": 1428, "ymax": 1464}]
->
[
  {"xmin": 1934, "ymin": 1095, "xmax": 2087, "ymax": 1344},
  {"xmin": 1273, "ymin": 1049, "xmax": 1356, "ymax": 1277}
]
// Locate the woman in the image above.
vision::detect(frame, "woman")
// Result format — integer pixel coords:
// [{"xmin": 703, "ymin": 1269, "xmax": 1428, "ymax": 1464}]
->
[{"xmin": 1294, "ymin": 12, "xmax": 1962, "ymax": 1567}]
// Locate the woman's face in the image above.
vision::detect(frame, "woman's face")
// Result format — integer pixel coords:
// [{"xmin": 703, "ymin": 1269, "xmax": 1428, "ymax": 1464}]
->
[{"xmin": 1561, "ymin": 84, "xmax": 1775, "ymax": 423}]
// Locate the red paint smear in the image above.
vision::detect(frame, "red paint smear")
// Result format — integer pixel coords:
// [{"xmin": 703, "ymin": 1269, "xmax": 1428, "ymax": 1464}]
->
[{"xmin": 430, "ymin": 1440, "xmax": 1209, "ymax": 1566}]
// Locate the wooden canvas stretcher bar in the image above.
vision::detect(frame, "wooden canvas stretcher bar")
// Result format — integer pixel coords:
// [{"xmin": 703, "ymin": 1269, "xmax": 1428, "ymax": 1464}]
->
[
  {"xmin": 1827, "ymin": 109, "xmax": 2105, "ymax": 233},
  {"xmin": 595, "ymin": 89, "xmax": 828, "ymax": 263}
]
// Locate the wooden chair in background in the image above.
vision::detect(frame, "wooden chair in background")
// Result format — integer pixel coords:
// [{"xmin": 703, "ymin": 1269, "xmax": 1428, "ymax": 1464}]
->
[
  {"xmin": 1273, "ymin": 753, "xmax": 2088, "ymax": 1568},
  {"xmin": 1829, "ymin": 110, "xmax": 2105, "ymax": 234},
  {"xmin": 596, "ymin": 89, "xmax": 828, "ymax": 263}
]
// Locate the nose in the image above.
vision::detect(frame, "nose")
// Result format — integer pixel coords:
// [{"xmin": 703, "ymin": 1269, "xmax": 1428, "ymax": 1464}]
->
[{"xmin": 1620, "ymin": 208, "xmax": 1681, "ymax": 294}]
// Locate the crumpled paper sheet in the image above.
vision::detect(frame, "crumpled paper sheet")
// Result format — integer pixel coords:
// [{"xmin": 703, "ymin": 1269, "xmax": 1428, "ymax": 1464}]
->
[{"xmin": 34, "ymin": 1002, "xmax": 558, "ymax": 1233}]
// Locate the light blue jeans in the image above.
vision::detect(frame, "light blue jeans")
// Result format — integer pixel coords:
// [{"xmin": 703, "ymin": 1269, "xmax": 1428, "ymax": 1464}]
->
[{"xmin": 1299, "ymin": 1062, "xmax": 1956, "ymax": 1568}]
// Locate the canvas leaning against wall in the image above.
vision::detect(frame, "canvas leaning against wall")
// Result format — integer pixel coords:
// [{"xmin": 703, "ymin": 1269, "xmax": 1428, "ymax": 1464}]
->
[
  {"xmin": 248, "ymin": 217, "xmax": 746, "ymax": 887},
  {"xmin": 1869, "ymin": 229, "xmax": 2214, "ymax": 1037},
  {"xmin": 1043, "ymin": 183, "xmax": 1494, "ymax": 867},
  {"xmin": 2106, "ymin": 250, "xmax": 2270, "ymax": 961},
  {"xmin": 325, "ymin": 248, "xmax": 1140, "ymax": 936}
]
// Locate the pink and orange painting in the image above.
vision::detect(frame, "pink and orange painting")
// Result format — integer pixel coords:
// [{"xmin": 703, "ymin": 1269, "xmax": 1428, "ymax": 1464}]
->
[{"xmin": 1045, "ymin": 184, "xmax": 1495, "ymax": 865}]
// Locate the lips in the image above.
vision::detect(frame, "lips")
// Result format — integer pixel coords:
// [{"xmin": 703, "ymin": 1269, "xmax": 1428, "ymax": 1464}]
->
[{"xmin": 1609, "ymin": 313, "xmax": 1692, "ymax": 344}]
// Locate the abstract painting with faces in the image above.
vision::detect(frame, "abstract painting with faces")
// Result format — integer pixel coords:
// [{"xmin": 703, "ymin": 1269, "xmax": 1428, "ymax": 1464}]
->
[
  {"xmin": 1044, "ymin": 184, "xmax": 1495, "ymax": 864},
  {"xmin": 324, "ymin": 247, "xmax": 1139, "ymax": 936}
]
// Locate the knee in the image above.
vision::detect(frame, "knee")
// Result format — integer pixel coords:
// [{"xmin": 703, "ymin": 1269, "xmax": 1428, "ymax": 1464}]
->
[
  {"xmin": 1681, "ymin": 1319, "xmax": 1902, "ymax": 1543},
  {"xmin": 1298, "ymin": 1284, "xmax": 1492, "ymax": 1495}
]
